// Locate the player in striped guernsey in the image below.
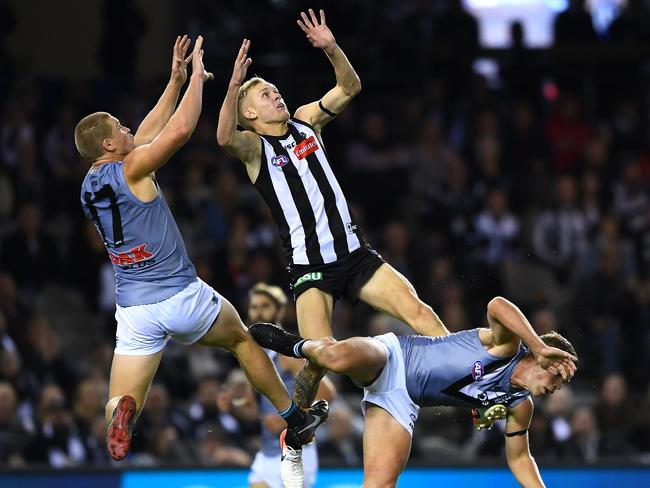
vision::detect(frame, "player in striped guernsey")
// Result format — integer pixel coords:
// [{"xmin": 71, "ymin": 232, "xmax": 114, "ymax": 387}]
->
[
  {"xmin": 250, "ymin": 296, "xmax": 578, "ymax": 488},
  {"xmin": 217, "ymin": 9, "xmax": 450, "ymax": 427}
]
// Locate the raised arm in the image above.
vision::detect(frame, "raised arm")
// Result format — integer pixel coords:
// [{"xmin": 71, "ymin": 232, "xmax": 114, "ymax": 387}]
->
[
  {"xmin": 293, "ymin": 9, "xmax": 361, "ymax": 131},
  {"xmin": 124, "ymin": 36, "xmax": 212, "ymax": 182},
  {"xmin": 133, "ymin": 36, "xmax": 192, "ymax": 146},
  {"xmin": 486, "ymin": 297, "xmax": 577, "ymax": 379},
  {"xmin": 216, "ymin": 38, "xmax": 261, "ymax": 167},
  {"xmin": 505, "ymin": 398, "xmax": 546, "ymax": 488}
]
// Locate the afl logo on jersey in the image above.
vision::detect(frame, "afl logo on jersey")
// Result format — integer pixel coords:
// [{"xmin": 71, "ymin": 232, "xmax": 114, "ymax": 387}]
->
[
  {"xmin": 271, "ymin": 155, "xmax": 290, "ymax": 169},
  {"xmin": 472, "ymin": 361, "xmax": 484, "ymax": 381}
]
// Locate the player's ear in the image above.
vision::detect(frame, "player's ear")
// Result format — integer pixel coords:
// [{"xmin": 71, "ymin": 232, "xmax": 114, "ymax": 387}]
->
[
  {"xmin": 102, "ymin": 137, "xmax": 115, "ymax": 153},
  {"xmin": 243, "ymin": 106, "xmax": 257, "ymax": 122}
]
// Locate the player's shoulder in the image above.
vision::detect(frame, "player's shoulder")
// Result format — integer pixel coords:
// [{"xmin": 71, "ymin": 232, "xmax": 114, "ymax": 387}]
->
[
  {"xmin": 83, "ymin": 161, "xmax": 123, "ymax": 185},
  {"xmin": 290, "ymin": 114, "xmax": 318, "ymax": 132},
  {"xmin": 507, "ymin": 396, "xmax": 534, "ymax": 419}
]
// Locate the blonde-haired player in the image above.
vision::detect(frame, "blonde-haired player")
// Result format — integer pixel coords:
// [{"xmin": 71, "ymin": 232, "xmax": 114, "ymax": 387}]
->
[{"xmin": 216, "ymin": 12, "xmax": 449, "ymax": 479}]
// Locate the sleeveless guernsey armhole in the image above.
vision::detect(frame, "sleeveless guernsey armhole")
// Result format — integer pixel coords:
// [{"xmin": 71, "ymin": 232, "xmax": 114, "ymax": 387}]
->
[
  {"xmin": 291, "ymin": 117, "xmax": 319, "ymax": 132},
  {"xmin": 252, "ymin": 137, "xmax": 269, "ymax": 187},
  {"xmin": 118, "ymin": 162, "xmax": 161, "ymax": 208},
  {"xmin": 472, "ymin": 328, "xmax": 519, "ymax": 361}
]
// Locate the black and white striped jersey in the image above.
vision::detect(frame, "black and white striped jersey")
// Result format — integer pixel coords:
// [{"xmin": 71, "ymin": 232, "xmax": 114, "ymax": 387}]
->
[{"xmin": 253, "ymin": 118, "xmax": 364, "ymax": 265}]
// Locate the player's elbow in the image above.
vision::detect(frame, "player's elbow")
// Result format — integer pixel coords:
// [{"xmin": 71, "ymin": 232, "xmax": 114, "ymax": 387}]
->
[
  {"xmin": 216, "ymin": 130, "xmax": 232, "ymax": 148},
  {"xmin": 339, "ymin": 78, "xmax": 361, "ymax": 97},
  {"xmin": 347, "ymin": 78, "xmax": 362, "ymax": 97},
  {"xmin": 487, "ymin": 296, "xmax": 508, "ymax": 315},
  {"xmin": 349, "ymin": 78, "xmax": 362, "ymax": 96}
]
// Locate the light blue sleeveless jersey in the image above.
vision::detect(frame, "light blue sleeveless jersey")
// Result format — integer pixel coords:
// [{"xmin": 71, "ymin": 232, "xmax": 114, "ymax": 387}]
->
[
  {"xmin": 258, "ymin": 349, "xmax": 295, "ymax": 456},
  {"xmin": 397, "ymin": 329, "xmax": 530, "ymax": 409},
  {"xmin": 80, "ymin": 162, "xmax": 196, "ymax": 307}
]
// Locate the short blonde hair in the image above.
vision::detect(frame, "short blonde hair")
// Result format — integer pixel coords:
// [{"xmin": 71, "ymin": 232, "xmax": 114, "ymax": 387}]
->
[
  {"xmin": 250, "ymin": 282, "xmax": 288, "ymax": 308},
  {"xmin": 74, "ymin": 112, "xmax": 113, "ymax": 162},
  {"xmin": 237, "ymin": 77, "xmax": 267, "ymax": 130}
]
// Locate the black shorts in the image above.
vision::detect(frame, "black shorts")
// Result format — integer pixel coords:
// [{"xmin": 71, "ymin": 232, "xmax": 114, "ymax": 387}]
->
[{"xmin": 287, "ymin": 245, "xmax": 385, "ymax": 302}]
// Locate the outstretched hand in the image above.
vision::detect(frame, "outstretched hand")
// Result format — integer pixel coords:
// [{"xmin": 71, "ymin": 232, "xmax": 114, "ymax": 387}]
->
[
  {"xmin": 190, "ymin": 35, "xmax": 213, "ymax": 82},
  {"xmin": 230, "ymin": 38, "xmax": 252, "ymax": 87},
  {"xmin": 297, "ymin": 9, "xmax": 336, "ymax": 53},
  {"xmin": 533, "ymin": 346, "xmax": 577, "ymax": 381},
  {"xmin": 170, "ymin": 35, "xmax": 192, "ymax": 85}
]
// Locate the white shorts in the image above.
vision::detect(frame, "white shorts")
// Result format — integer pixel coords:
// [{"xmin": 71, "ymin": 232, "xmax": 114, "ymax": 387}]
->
[
  {"xmin": 361, "ymin": 333, "xmax": 420, "ymax": 436},
  {"xmin": 114, "ymin": 278, "xmax": 222, "ymax": 355},
  {"xmin": 248, "ymin": 443, "xmax": 318, "ymax": 488}
]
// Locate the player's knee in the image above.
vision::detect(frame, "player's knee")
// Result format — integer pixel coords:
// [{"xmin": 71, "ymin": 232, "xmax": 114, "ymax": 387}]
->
[
  {"xmin": 411, "ymin": 300, "xmax": 434, "ymax": 326},
  {"xmin": 313, "ymin": 337, "xmax": 341, "ymax": 369},
  {"xmin": 317, "ymin": 338, "xmax": 353, "ymax": 373},
  {"xmin": 218, "ymin": 321, "xmax": 249, "ymax": 352}
]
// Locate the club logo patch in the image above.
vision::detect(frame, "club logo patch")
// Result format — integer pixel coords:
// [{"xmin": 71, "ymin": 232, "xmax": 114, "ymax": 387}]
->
[
  {"xmin": 472, "ymin": 360, "xmax": 484, "ymax": 381},
  {"xmin": 271, "ymin": 155, "xmax": 290, "ymax": 169}
]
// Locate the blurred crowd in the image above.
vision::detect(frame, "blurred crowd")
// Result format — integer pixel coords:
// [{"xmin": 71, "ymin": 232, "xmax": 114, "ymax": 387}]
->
[{"xmin": 2, "ymin": 0, "xmax": 650, "ymax": 469}]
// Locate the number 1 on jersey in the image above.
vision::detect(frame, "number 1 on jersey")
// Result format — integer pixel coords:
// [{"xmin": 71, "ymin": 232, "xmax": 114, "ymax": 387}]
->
[{"xmin": 84, "ymin": 184, "xmax": 125, "ymax": 247}]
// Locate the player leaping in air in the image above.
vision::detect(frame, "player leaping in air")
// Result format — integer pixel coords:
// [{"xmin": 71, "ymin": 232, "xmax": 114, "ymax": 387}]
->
[
  {"xmin": 74, "ymin": 36, "xmax": 327, "ymax": 472},
  {"xmin": 250, "ymin": 296, "xmax": 578, "ymax": 488},
  {"xmin": 217, "ymin": 7, "xmax": 449, "ymax": 434}
]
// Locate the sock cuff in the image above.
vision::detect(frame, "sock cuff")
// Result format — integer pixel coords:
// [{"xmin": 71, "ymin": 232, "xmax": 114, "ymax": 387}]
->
[
  {"xmin": 278, "ymin": 401, "xmax": 297, "ymax": 419},
  {"xmin": 293, "ymin": 339, "xmax": 307, "ymax": 358}
]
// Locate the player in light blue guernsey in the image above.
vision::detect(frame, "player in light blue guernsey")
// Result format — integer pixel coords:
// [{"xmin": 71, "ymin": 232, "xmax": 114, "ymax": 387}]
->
[
  {"xmin": 250, "ymin": 296, "xmax": 578, "ymax": 488},
  {"xmin": 74, "ymin": 36, "xmax": 328, "ymax": 466},
  {"xmin": 243, "ymin": 283, "xmax": 335, "ymax": 488}
]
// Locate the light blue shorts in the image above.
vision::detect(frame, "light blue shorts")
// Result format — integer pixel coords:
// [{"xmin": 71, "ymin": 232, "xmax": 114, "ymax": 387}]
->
[
  {"xmin": 114, "ymin": 278, "xmax": 222, "ymax": 355},
  {"xmin": 361, "ymin": 332, "xmax": 420, "ymax": 436}
]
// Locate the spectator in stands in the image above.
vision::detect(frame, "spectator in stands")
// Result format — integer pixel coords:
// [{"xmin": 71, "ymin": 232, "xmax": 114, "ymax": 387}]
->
[
  {"xmin": 197, "ymin": 424, "xmax": 251, "ymax": 467},
  {"xmin": 631, "ymin": 382, "xmax": 650, "ymax": 453},
  {"xmin": 27, "ymin": 384, "xmax": 85, "ymax": 467},
  {"xmin": 132, "ymin": 426, "xmax": 193, "ymax": 467},
  {"xmin": 545, "ymin": 95, "xmax": 592, "ymax": 173},
  {"xmin": 596, "ymin": 374, "xmax": 635, "ymax": 450},
  {"xmin": 131, "ymin": 383, "xmax": 192, "ymax": 455},
  {"xmin": 73, "ymin": 379, "xmax": 106, "ymax": 458},
  {"xmin": 560, "ymin": 405, "xmax": 600, "ymax": 462},
  {"xmin": 0, "ymin": 381, "xmax": 30, "ymax": 465},
  {"xmin": 317, "ymin": 402, "xmax": 363, "ymax": 466},
  {"xmin": 21, "ymin": 315, "xmax": 78, "ymax": 396},
  {"xmin": 532, "ymin": 175, "xmax": 587, "ymax": 282},
  {"xmin": 545, "ymin": 386, "xmax": 574, "ymax": 446},
  {"xmin": 188, "ymin": 376, "xmax": 222, "ymax": 434},
  {"xmin": 553, "ymin": 0, "xmax": 599, "ymax": 46},
  {"xmin": 0, "ymin": 204, "xmax": 61, "ymax": 296},
  {"xmin": 470, "ymin": 188, "xmax": 519, "ymax": 267}
]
